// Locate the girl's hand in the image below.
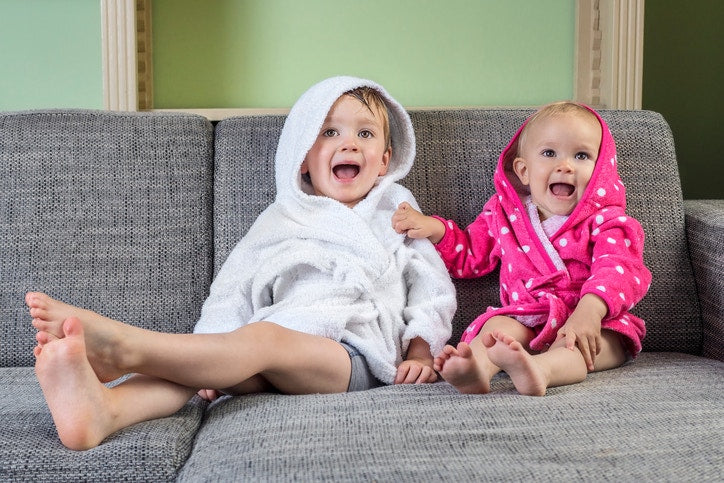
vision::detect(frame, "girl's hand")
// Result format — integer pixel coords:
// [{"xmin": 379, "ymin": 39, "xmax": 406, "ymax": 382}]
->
[
  {"xmin": 556, "ymin": 294, "xmax": 608, "ymax": 371},
  {"xmin": 392, "ymin": 202, "xmax": 445, "ymax": 243}
]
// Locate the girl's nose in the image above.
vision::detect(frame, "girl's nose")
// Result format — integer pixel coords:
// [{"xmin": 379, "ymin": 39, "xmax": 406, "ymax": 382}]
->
[{"xmin": 556, "ymin": 158, "xmax": 574, "ymax": 172}]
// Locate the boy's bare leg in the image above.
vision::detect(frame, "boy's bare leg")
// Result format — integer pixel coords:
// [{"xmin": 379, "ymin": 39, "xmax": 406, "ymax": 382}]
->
[
  {"xmin": 486, "ymin": 329, "xmax": 626, "ymax": 396},
  {"xmin": 434, "ymin": 316, "xmax": 534, "ymax": 394},
  {"xmin": 27, "ymin": 292, "xmax": 352, "ymax": 395},
  {"xmin": 34, "ymin": 317, "xmax": 196, "ymax": 450}
]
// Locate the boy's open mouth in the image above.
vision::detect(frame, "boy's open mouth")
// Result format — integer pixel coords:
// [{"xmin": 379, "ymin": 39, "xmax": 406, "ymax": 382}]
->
[
  {"xmin": 550, "ymin": 183, "xmax": 575, "ymax": 197},
  {"xmin": 333, "ymin": 164, "xmax": 360, "ymax": 180}
]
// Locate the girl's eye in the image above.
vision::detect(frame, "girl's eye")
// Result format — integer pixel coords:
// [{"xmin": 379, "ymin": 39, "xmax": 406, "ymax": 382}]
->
[
  {"xmin": 542, "ymin": 149, "xmax": 555, "ymax": 157},
  {"xmin": 575, "ymin": 152, "xmax": 591, "ymax": 160},
  {"xmin": 358, "ymin": 130, "xmax": 373, "ymax": 139},
  {"xmin": 322, "ymin": 128, "xmax": 338, "ymax": 137}
]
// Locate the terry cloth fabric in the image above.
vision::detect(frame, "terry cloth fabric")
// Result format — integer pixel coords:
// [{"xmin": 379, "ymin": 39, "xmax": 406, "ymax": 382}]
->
[
  {"xmin": 434, "ymin": 105, "xmax": 651, "ymax": 356},
  {"xmin": 194, "ymin": 76, "xmax": 456, "ymax": 384}
]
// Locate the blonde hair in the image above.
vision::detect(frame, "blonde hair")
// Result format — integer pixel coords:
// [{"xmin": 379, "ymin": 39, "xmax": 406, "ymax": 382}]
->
[
  {"xmin": 344, "ymin": 87, "xmax": 391, "ymax": 149},
  {"xmin": 516, "ymin": 101, "xmax": 598, "ymax": 157}
]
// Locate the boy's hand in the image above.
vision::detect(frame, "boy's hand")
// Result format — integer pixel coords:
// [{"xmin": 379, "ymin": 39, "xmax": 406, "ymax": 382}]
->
[
  {"xmin": 395, "ymin": 337, "xmax": 438, "ymax": 384},
  {"xmin": 394, "ymin": 359, "xmax": 439, "ymax": 384},
  {"xmin": 392, "ymin": 202, "xmax": 445, "ymax": 244},
  {"xmin": 556, "ymin": 294, "xmax": 608, "ymax": 371}
]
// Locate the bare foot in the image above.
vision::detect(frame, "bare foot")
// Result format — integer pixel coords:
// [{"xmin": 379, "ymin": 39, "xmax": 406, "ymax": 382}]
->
[
  {"xmin": 485, "ymin": 330, "xmax": 548, "ymax": 396},
  {"xmin": 34, "ymin": 317, "xmax": 118, "ymax": 450},
  {"xmin": 26, "ymin": 292, "xmax": 129, "ymax": 382},
  {"xmin": 27, "ymin": 292, "xmax": 105, "ymax": 338},
  {"xmin": 434, "ymin": 342, "xmax": 491, "ymax": 394}
]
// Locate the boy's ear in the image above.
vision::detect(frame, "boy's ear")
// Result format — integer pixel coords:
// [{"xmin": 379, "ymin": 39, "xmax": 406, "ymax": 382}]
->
[
  {"xmin": 512, "ymin": 157, "xmax": 530, "ymax": 185},
  {"xmin": 300, "ymin": 158, "xmax": 309, "ymax": 175},
  {"xmin": 378, "ymin": 147, "xmax": 392, "ymax": 176}
]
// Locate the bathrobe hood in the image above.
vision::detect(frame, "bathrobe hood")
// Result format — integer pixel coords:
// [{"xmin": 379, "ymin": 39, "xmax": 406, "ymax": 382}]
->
[
  {"xmin": 275, "ymin": 75, "xmax": 415, "ymax": 220},
  {"xmin": 194, "ymin": 77, "xmax": 455, "ymax": 384},
  {"xmin": 495, "ymin": 105, "xmax": 627, "ymax": 237}
]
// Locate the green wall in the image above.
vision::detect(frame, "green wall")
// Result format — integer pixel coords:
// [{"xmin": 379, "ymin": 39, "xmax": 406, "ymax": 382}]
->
[
  {"xmin": 0, "ymin": 0, "xmax": 102, "ymax": 110},
  {"xmin": 642, "ymin": 0, "xmax": 724, "ymax": 199},
  {"xmin": 151, "ymin": 0, "xmax": 574, "ymax": 108},
  {"xmin": 1, "ymin": 0, "xmax": 721, "ymax": 198}
]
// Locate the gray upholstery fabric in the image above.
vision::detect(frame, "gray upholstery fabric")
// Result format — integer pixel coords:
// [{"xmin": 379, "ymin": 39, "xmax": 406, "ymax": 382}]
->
[
  {"xmin": 212, "ymin": 115, "xmax": 285, "ymax": 275},
  {"xmin": 178, "ymin": 353, "xmax": 723, "ymax": 482},
  {"xmin": 2, "ymin": 108, "xmax": 721, "ymax": 481},
  {"xmin": 685, "ymin": 199, "xmax": 724, "ymax": 361},
  {"xmin": 0, "ymin": 367, "xmax": 207, "ymax": 482},
  {"xmin": 194, "ymin": 108, "xmax": 722, "ymax": 481},
  {"xmin": 0, "ymin": 110, "xmax": 214, "ymax": 480},
  {"xmin": 0, "ymin": 110, "xmax": 215, "ymax": 367}
]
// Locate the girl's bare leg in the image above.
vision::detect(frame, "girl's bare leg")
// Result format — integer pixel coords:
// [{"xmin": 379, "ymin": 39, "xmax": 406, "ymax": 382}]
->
[
  {"xmin": 434, "ymin": 316, "xmax": 534, "ymax": 394},
  {"xmin": 487, "ymin": 329, "xmax": 626, "ymax": 396},
  {"xmin": 27, "ymin": 292, "xmax": 353, "ymax": 395},
  {"xmin": 34, "ymin": 317, "xmax": 196, "ymax": 450}
]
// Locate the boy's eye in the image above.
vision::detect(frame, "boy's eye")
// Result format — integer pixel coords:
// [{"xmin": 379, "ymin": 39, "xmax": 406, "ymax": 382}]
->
[
  {"xmin": 358, "ymin": 130, "xmax": 373, "ymax": 139},
  {"xmin": 322, "ymin": 128, "xmax": 338, "ymax": 137}
]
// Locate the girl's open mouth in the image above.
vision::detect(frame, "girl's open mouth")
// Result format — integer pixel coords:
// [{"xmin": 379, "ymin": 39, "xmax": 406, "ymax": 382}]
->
[
  {"xmin": 333, "ymin": 164, "xmax": 360, "ymax": 180},
  {"xmin": 550, "ymin": 182, "xmax": 575, "ymax": 197}
]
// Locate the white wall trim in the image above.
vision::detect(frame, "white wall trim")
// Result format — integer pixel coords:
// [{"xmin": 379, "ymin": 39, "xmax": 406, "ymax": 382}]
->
[
  {"xmin": 101, "ymin": 0, "xmax": 151, "ymax": 111},
  {"xmin": 575, "ymin": 0, "xmax": 645, "ymax": 109}
]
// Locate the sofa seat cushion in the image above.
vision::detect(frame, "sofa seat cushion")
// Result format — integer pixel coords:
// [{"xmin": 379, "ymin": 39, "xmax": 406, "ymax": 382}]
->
[
  {"xmin": 0, "ymin": 367, "xmax": 206, "ymax": 481},
  {"xmin": 177, "ymin": 352, "xmax": 723, "ymax": 481}
]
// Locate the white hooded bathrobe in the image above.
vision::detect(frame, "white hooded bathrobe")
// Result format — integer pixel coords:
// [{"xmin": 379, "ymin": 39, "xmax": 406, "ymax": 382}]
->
[{"xmin": 193, "ymin": 76, "xmax": 456, "ymax": 384}]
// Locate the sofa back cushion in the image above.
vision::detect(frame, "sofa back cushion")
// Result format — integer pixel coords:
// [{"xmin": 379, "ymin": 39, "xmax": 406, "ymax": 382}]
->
[
  {"xmin": 0, "ymin": 110, "xmax": 214, "ymax": 367},
  {"xmin": 213, "ymin": 109, "xmax": 701, "ymax": 354}
]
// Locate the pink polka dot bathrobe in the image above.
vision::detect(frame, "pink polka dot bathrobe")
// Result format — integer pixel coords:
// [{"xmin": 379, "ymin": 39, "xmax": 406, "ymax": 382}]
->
[{"xmin": 434, "ymin": 107, "xmax": 651, "ymax": 356}]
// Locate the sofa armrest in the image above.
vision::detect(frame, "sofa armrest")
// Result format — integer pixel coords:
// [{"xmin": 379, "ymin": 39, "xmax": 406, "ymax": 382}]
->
[{"xmin": 684, "ymin": 200, "xmax": 724, "ymax": 361}]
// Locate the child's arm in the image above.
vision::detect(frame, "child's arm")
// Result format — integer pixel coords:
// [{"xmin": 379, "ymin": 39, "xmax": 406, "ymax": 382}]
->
[
  {"xmin": 392, "ymin": 202, "xmax": 446, "ymax": 244},
  {"xmin": 557, "ymin": 293, "xmax": 608, "ymax": 371},
  {"xmin": 393, "ymin": 201, "xmax": 500, "ymax": 279},
  {"xmin": 394, "ymin": 337, "xmax": 438, "ymax": 384}
]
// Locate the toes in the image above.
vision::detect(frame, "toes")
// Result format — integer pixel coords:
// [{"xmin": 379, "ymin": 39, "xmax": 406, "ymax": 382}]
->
[
  {"xmin": 36, "ymin": 331, "xmax": 59, "ymax": 346},
  {"xmin": 30, "ymin": 307, "xmax": 48, "ymax": 320}
]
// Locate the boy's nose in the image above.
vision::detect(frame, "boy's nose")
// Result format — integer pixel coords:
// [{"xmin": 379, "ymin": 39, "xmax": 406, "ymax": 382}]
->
[{"xmin": 339, "ymin": 136, "xmax": 359, "ymax": 152}]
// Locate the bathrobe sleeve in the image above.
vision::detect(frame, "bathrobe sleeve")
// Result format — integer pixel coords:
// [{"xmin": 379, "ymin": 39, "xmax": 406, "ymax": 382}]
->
[
  {"xmin": 399, "ymin": 237, "xmax": 456, "ymax": 357},
  {"xmin": 433, "ymin": 196, "xmax": 502, "ymax": 279},
  {"xmin": 579, "ymin": 210, "xmax": 652, "ymax": 320}
]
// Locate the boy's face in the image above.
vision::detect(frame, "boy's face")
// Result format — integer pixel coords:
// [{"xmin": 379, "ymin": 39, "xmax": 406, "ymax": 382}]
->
[
  {"xmin": 301, "ymin": 94, "xmax": 391, "ymax": 208},
  {"xmin": 513, "ymin": 112, "xmax": 601, "ymax": 221}
]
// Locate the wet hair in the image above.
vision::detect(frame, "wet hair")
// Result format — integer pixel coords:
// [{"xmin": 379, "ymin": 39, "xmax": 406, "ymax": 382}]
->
[{"xmin": 344, "ymin": 86, "xmax": 391, "ymax": 150}]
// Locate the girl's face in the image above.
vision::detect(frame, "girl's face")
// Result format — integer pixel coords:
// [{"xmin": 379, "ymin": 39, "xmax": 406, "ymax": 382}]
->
[
  {"xmin": 513, "ymin": 112, "xmax": 602, "ymax": 220},
  {"xmin": 301, "ymin": 94, "xmax": 391, "ymax": 208}
]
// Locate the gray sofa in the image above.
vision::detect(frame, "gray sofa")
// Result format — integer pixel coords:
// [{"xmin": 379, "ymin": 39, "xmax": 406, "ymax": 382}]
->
[{"xmin": 1, "ymin": 108, "xmax": 722, "ymax": 481}]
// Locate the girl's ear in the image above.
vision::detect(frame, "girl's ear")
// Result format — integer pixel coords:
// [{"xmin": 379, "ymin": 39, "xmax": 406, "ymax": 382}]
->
[
  {"xmin": 512, "ymin": 157, "xmax": 530, "ymax": 185},
  {"xmin": 378, "ymin": 147, "xmax": 392, "ymax": 176}
]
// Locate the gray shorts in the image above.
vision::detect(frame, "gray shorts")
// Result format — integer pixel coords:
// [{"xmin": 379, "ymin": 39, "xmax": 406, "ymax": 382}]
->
[{"xmin": 340, "ymin": 342, "xmax": 383, "ymax": 392}]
